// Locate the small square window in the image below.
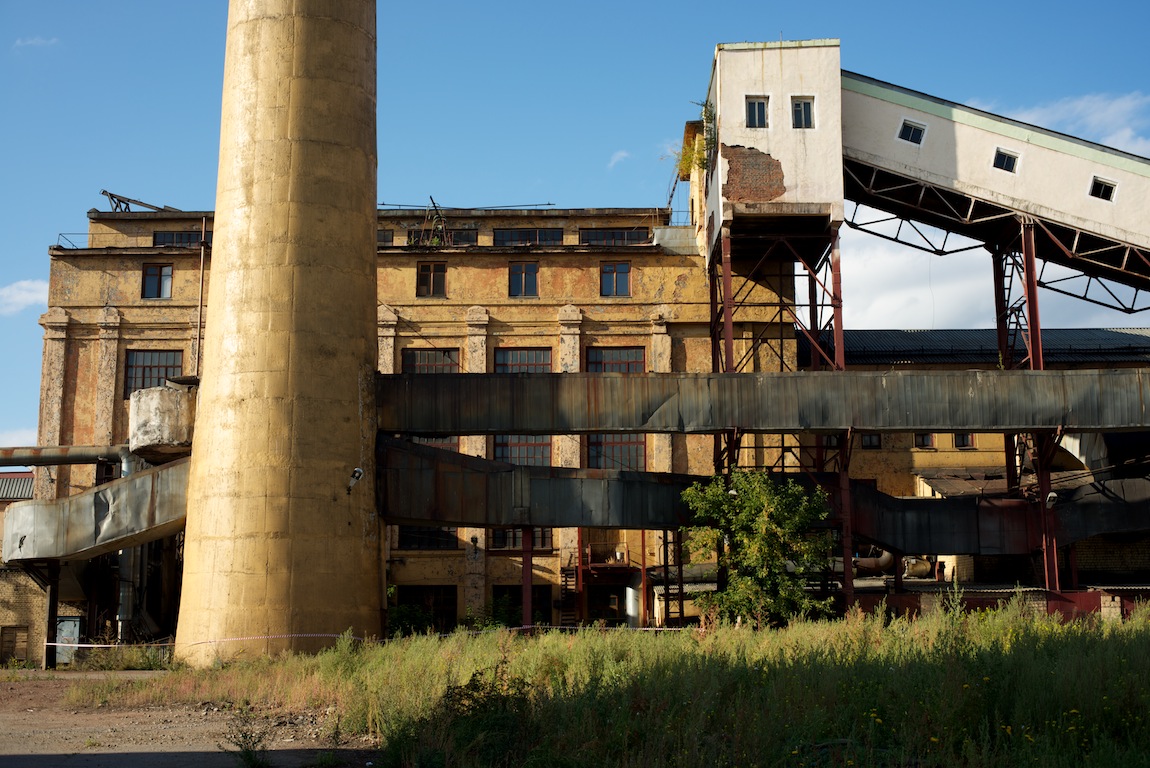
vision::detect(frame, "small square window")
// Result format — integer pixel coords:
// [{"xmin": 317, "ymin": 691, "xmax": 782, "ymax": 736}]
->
[
  {"xmin": 860, "ymin": 433, "xmax": 882, "ymax": 450},
  {"xmin": 746, "ymin": 96, "xmax": 768, "ymax": 128},
  {"xmin": 600, "ymin": 262, "xmax": 630, "ymax": 297},
  {"xmin": 1089, "ymin": 177, "xmax": 1116, "ymax": 201},
  {"xmin": 993, "ymin": 150, "xmax": 1017, "ymax": 173},
  {"xmin": 898, "ymin": 120, "xmax": 925, "ymax": 145},
  {"xmin": 791, "ymin": 97, "xmax": 814, "ymax": 129},
  {"xmin": 914, "ymin": 433, "xmax": 935, "ymax": 449},
  {"xmin": 509, "ymin": 262, "xmax": 538, "ymax": 297},
  {"xmin": 954, "ymin": 433, "xmax": 975, "ymax": 449},
  {"xmin": 376, "ymin": 229, "xmax": 394, "ymax": 246},
  {"xmin": 416, "ymin": 262, "xmax": 446, "ymax": 297},
  {"xmin": 142, "ymin": 264, "xmax": 172, "ymax": 299}
]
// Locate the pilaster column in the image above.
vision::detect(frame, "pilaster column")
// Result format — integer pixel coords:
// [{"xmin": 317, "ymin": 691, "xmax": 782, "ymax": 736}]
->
[
  {"xmin": 462, "ymin": 305, "xmax": 490, "ymax": 615},
  {"xmin": 555, "ymin": 304, "xmax": 583, "ymax": 563},
  {"xmin": 377, "ymin": 304, "xmax": 398, "ymax": 374},
  {"xmin": 94, "ymin": 307, "xmax": 122, "ymax": 446},
  {"xmin": 35, "ymin": 308, "xmax": 69, "ymax": 500},
  {"xmin": 460, "ymin": 306, "xmax": 489, "ymax": 459},
  {"xmin": 649, "ymin": 308, "xmax": 672, "ymax": 473}
]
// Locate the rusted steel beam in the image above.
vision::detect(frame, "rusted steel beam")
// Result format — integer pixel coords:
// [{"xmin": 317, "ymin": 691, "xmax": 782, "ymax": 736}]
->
[
  {"xmin": 377, "ymin": 369, "xmax": 1150, "ymax": 436},
  {"xmin": 0, "ymin": 445, "xmax": 128, "ymax": 466}
]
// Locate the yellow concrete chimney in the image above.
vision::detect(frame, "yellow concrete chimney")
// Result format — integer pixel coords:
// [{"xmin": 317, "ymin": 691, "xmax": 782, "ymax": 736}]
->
[{"xmin": 175, "ymin": 0, "xmax": 380, "ymax": 664}]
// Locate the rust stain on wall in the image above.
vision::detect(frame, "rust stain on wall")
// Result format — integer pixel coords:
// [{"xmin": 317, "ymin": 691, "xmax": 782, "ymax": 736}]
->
[{"xmin": 722, "ymin": 144, "xmax": 785, "ymax": 202}]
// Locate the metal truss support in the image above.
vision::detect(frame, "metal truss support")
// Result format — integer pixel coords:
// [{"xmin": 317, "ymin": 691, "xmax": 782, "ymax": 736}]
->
[{"xmin": 1030, "ymin": 433, "xmax": 1060, "ymax": 593}]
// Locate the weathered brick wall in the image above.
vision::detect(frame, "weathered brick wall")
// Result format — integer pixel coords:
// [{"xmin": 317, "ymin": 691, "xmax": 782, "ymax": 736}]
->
[{"xmin": 721, "ymin": 145, "xmax": 786, "ymax": 203}]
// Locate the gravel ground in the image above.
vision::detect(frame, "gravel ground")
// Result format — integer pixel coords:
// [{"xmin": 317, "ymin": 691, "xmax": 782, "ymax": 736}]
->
[{"xmin": 0, "ymin": 672, "xmax": 381, "ymax": 768}]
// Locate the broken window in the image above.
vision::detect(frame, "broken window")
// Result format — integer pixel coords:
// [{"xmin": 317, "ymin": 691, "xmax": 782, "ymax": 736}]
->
[
  {"xmin": 124, "ymin": 350, "xmax": 183, "ymax": 398},
  {"xmin": 746, "ymin": 96, "xmax": 768, "ymax": 128},
  {"xmin": 898, "ymin": 120, "xmax": 925, "ymax": 145}
]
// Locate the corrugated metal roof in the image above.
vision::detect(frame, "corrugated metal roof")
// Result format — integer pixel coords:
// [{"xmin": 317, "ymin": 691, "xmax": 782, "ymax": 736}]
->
[
  {"xmin": 0, "ymin": 473, "xmax": 33, "ymax": 501},
  {"xmin": 799, "ymin": 328, "xmax": 1150, "ymax": 366}
]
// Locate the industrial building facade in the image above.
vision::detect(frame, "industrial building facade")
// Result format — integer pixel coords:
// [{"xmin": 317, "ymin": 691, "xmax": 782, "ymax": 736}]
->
[{"xmin": 6, "ymin": 36, "xmax": 1150, "ymax": 662}]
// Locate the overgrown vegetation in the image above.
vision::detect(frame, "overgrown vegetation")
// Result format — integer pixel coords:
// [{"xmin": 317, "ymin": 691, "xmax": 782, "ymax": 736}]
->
[
  {"xmin": 684, "ymin": 472, "xmax": 835, "ymax": 627},
  {"xmin": 64, "ymin": 601, "xmax": 1150, "ymax": 767}
]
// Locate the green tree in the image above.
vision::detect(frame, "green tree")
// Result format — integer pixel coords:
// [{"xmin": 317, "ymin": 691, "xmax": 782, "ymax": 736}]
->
[{"xmin": 683, "ymin": 471, "xmax": 834, "ymax": 627}]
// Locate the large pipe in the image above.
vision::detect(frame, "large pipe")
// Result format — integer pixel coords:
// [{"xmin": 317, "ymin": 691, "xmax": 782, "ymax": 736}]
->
[
  {"xmin": 175, "ymin": 0, "xmax": 380, "ymax": 665},
  {"xmin": 0, "ymin": 445, "xmax": 128, "ymax": 466}
]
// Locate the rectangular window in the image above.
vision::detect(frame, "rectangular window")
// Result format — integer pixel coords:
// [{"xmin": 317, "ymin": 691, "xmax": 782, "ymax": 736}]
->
[
  {"xmin": 914, "ymin": 433, "xmax": 935, "ymax": 449},
  {"xmin": 791, "ymin": 97, "xmax": 814, "ymax": 129},
  {"xmin": 394, "ymin": 585, "xmax": 458, "ymax": 633},
  {"xmin": 600, "ymin": 262, "xmax": 630, "ymax": 297},
  {"xmin": 495, "ymin": 348, "xmax": 552, "ymax": 467},
  {"xmin": 860, "ymin": 433, "xmax": 882, "ymax": 450},
  {"xmin": 993, "ymin": 149, "xmax": 1017, "ymax": 173},
  {"xmin": 822, "ymin": 434, "xmax": 841, "ymax": 449},
  {"xmin": 489, "ymin": 528, "xmax": 554, "ymax": 550},
  {"xmin": 403, "ymin": 349, "xmax": 460, "ymax": 450},
  {"xmin": 407, "ymin": 229, "xmax": 477, "ymax": 246},
  {"xmin": 954, "ymin": 433, "xmax": 975, "ymax": 449},
  {"xmin": 579, "ymin": 228, "xmax": 650, "ymax": 246},
  {"xmin": 746, "ymin": 96, "xmax": 768, "ymax": 128},
  {"xmin": 141, "ymin": 264, "xmax": 173, "ymax": 299},
  {"xmin": 0, "ymin": 626, "xmax": 29, "ymax": 664},
  {"xmin": 898, "ymin": 120, "xmax": 925, "ymax": 145},
  {"xmin": 416, "ymin": 262, "xmax": 446, "ymax": 297},
  {"xmin": 586, "ymin": 347, "xmax": 644, "ymax": 372},
  {"xmin": 377, "ymin": 229, "xmax": 394, "ymax": 246},
  {"xmin": 396, "ymin": 525, "xmax": 458, "ymax": 550},
  {"xmin": 1089, "ymin": 177, "xmax": 1116, "ymax": 201},
  {"xmin": 401, "ymin": 348, "xmax": 459, "ymax": 373},
  {"xmin": 153, "ymin": 231, "xmax": 211, "ymax": 247},
  {"xmin": 124, "ymin": 350, "xmax": 183, "ymax": 398},
  {"xmin": 493, "ymin": 228, "xmax": 564, "ymax": 247},
  {"xmin": 509, "ymin": 262, "xmax": 538, "ymax": 297},
  {"xmin": 588, "ymin": 433, "xmax": 645, "ymax": 471}
]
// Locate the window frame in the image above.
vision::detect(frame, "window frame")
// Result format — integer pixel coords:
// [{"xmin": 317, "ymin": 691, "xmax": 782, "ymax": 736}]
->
[
  {"xmin": 416, "ymin": 261, "xmax": 447, "ymax": 297},
  {"xmin": 791, "ymin": 96, "xmax": 815, "ymax": 129},
  {"xmin": 897, "ymin": 119, "xmax": 926, "ymax": 145},
  {"xmin": 600, "ymin": 262, "xmax": 631, "ymax": 297},
  {"xmin": 953, "ymin": 433, "xmax": 976, "ymax": 449},
  {"xmin": 913, "ymin": 433, "xmax": 935, "ymax": 449},
  {"xmin": 860, "ymin": 433, "xmax": 882, "ymax": 450},
  {"xmin": 508, "ymin": 261, "xmax": 539, "ymax": 297},
  {"xmin": 578, "ymin": 228, "xmax": 649, "ymax": 246},
  {"xmin": 493, "ymin": 228, "xmax": 563, "ymax": 247},
  {"xmin": 141, "ymin": 263, "xmax": 173, "ymax": 299},
  {"xmin": 586, "ymin": 346, "xmax": 645, "ymax": 373},
  {"xmin": 395, "ymin": 525, "xmax": 459, "ymax": 550},
  {"xmin": 152, "ymin": 231, "xmax": 210, "ymax": 247},
  {"xmin": 993, "ymin": 149, "xmax": 1018, "ymax": 173},
  {"xmin": 123, "ymin": 349, "xmax": 183, "ymax": 399},
  {"xmin": 746, "ymin": 96, "xmax": 769, "ymax": 129},
  {"xmin": 588, "ymin": 432, "xmax": 646, "ymax": 471},
  {"xmin": 1089, "ymin": 176, "xmax": 1117, "ymax": 202},
  {"xmin": 489, "ymin": 527, "xmax": 554, "ymax": 551}
]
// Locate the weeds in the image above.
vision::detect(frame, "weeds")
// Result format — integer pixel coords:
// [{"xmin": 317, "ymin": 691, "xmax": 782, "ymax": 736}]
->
[{"xmin": 218, "ymin": 701, "xmax": 271, "ymax": 768}]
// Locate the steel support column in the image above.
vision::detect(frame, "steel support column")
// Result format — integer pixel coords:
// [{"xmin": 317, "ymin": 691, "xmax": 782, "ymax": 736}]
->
[
  {"xmin": 992, "ymin": 250, "xmax": 1020, "ymax": 493},
  {"xmin": 43, "ymin": 560, "xmax": 60, "ymax": 670},
  {"xmin": 1021, "ymin": 219, "xmax": 1045, "ymax": 371},
  {"xmin": 1032, "ymin": 433, "xmax": 1060, "ymax": 592}
]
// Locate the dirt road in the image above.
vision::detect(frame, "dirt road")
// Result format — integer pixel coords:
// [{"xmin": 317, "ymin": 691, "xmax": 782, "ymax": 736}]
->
[{"xmin": 0, "ymin": 672, "xmax": 380, "ymax": 768}]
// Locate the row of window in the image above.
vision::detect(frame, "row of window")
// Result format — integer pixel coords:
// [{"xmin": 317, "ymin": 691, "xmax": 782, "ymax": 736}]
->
[
  {"xmin": 397, "ymin": 526, "xmax": 554, "ymax": 551},
  {"xmin": 849, "ymin": 432, "xmax": 976, "ymax": 450},
  {"xmin": 745, "ymin": 95, "xmax": 816, "ymax": 129},
  {"xmin": 418, "ymin": 260, "xmax": 631, "ymax": 299},
  {"xmin": 391, "ymin": 227, "xmax": 650, "ymax": 248},
  {"xmin": 138, "ymin": 259, "xmax": 633, "ymax": 301},
  {"xmin": 896, "ymin": 119, "xmax": 1119, "ymax": 201}
]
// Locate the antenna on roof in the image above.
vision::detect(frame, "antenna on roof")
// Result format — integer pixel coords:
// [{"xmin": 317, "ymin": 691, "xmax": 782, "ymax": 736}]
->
[{"xmin": 100, "ymin": 190, "xmax": 182, "ymax": 213}]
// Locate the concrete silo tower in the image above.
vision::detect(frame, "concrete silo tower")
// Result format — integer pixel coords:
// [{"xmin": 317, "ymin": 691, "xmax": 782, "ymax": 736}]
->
[{"xmin": 175, "ymin": 0, "xmax": 381, "ymax": 664}]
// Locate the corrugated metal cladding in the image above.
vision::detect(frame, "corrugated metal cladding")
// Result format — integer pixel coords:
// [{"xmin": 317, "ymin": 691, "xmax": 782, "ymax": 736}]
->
[
  {"xmin": 377, "ymin": 369, "xmax": 1150, "ymax": 435},
  {"xmin": 0, "ymin": 473, "xmax": 33, "ymax": 501},
  {"xmin": 802, "ymin": 328, "xmax": 1150, "ymax": 366}
]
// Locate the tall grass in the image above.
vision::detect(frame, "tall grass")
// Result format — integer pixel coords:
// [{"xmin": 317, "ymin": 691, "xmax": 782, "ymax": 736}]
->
[{"xmin": 69, "ymin": 599, "xmax": 1150, "ymax": 767}]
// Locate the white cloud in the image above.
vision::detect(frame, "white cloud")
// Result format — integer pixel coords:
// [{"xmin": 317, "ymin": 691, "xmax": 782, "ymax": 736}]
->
[
  {"xmin": 12, "ymin": 36, "xmax": 59, "ymax": 49},
  {"xmin": 607, "ymin": 150, "xmax": 630, "ymax": 170},
  {"xmin": 995, "ymin": 92, "xmax": 1150, "ymax": 157},
  {"xmin": 0, "ymin": 428, "xmax": 37, "ymax": 447},
  {"xmin": 0, "ymin": 280, "xmax": 48, "ymax": 315},
  {"xmin": 839, "ymin": 229, "xmax": 995, "ymax": 330}
]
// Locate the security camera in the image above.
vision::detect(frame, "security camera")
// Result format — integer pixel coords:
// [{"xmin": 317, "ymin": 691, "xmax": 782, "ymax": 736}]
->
[{"xmin": 347, "ymin": 467, "xmax": 364, "ymax": 495}]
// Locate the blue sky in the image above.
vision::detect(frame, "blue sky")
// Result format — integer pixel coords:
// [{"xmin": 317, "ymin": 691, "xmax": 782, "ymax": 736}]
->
[{"xmin": 1, "ymin": 1, "xmax": 1149, "ymax": 448}]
